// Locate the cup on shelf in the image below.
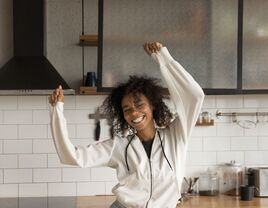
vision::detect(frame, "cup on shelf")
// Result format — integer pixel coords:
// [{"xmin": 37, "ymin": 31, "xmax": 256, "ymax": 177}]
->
[{"xmin": 85, "ymin": 72, "xmax": 97, "ymax": 87}]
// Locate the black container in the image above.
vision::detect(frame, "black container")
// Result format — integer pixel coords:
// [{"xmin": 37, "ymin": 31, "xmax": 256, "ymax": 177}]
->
[
  {"xmin": 85, "ymin": 72, "xmax": 97, "ymax": 86},
  {"xmin": 240, "ymin": 185, "xmax": 254, "ymax": 201}
]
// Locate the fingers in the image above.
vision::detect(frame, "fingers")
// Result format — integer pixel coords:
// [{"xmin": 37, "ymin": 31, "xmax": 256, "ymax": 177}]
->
[
  {"xmin": 143, "ymin": 43, "xmax": 151, "ymax": 55},
  {"xmin": 48, "ymin": 93, "xmax": 56, "ymax": 106},
  {"xmin": 49, "ymin": 85, "xmax": 64, "ymax": 106},
  {"xmin": 58, "ymin": 85, "xmax": 64, "ymax": 103},
  {"xmin": 59, "ymin": 85, "xmax": 64, "ymax": 97},
  {"xmin": 143, "ymin": 42, "xmax": 163, "ymax": 55}
]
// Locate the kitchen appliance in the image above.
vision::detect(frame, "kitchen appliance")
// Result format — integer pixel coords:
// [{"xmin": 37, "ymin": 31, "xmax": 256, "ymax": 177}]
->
[
  {"xmin": 247, "ymin": 167, "xmax": 268, "ymax": 197},
  {"xmin": 0, "ymin": 0, "xmax": 74, "ymax": 95}
]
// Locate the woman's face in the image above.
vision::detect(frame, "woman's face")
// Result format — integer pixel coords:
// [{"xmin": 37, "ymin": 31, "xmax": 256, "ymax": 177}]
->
[{"xmin": 121, "ymin": 93, "xmax": 154, "ymax": 132}]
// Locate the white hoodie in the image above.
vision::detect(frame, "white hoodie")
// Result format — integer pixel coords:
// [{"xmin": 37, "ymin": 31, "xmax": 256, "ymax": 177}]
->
[{"xmin": 50, "ymin": 47, "xmax": 204, "ymax": 208}]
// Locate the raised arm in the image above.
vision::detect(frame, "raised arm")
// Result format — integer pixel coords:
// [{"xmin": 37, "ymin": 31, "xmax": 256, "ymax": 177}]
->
[
  {"xmin": 144, "ymin": 42, "xmax": 205, "ymax": 140},
  {"xmin": 49, "ymin": 86, "xmax": 114, "ymax": 168}
]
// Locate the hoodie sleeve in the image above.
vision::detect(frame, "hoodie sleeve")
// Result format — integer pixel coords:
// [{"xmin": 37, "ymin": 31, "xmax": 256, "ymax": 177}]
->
[
  {"xmin": 49, "ymin": 102, "xmax": 115, "ymax": 168},
  {"xmin": 151, "ymin": 47, "xmax": 204, "ymax": 141}
]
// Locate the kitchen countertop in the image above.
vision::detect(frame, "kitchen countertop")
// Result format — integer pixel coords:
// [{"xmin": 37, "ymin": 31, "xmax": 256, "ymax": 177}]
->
[
  {"xmin": 177, "ymin": 195, "xmax": 268, "ymax": 208},
  {"xmin": 1, "ymin": 195, "xmax": 268, "ymax": 208}
]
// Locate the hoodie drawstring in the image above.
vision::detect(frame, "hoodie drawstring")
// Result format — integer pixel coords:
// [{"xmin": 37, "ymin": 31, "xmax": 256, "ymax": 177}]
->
[
  {"xmin": 125, "ymin": 131, "xmax": 173, "ymax": 172},
  {"xmin": 157, "ymin": 131, "xmax": 173, "ymax": 171},
  {"xmin": 125, "ymin": 135, "xmax": 135, "ymax": 172}
]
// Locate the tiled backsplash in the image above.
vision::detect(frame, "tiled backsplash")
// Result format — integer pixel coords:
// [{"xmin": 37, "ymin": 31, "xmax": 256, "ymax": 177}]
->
[{"xmin": 0, "ymin": 94, "xmax": 268, "ymax": 197}]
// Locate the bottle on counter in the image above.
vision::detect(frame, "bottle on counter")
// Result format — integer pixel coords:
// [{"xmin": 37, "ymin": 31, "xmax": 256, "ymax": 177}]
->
[
  {"xmin": 198, "ymin": 169, "xmax": 219, "ymax": 196},
  {"xmin": 219, "ymin": 161, "xmax": 243, "ymax": 196}
]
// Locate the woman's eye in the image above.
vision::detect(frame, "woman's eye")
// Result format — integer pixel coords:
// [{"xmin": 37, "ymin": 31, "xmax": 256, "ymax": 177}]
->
[
  {"xmin": 123, "ymin": 108, "xmax": 130, "ymax": 113},
  {"xmin": 137, "ymin": 103, "xmax": 144, "ymax": 108}
]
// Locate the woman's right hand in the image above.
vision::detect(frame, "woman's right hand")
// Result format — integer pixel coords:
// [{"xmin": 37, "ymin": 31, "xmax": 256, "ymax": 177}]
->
[
  {"xmin": 143, "ymin": 42, "xmax": 163, "ymax": 56},
  {"xmin": 49, "ymin": 85, "xmax": 64, "ymax": 106}
]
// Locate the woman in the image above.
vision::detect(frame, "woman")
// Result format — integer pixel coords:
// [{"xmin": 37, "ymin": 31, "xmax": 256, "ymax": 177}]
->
[{"xmin": 49, "ymin": 42, "xmax": 204, "ymax": 208}]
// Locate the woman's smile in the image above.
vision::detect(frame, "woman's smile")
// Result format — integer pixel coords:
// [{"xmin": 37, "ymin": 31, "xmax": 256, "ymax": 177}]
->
[{"xmin": 132, "ymin": 115, "xmax": 145, "ymax": 124}]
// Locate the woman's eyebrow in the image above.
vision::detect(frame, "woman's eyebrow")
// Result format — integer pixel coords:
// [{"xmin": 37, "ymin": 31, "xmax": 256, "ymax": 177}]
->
[
  {"xmin": 122, "ymin": 104, "xmax": 130, "ymax": 109},
  {"xmin": 134, "ymin": 97, "xmax": 143, "ymax": 103}
]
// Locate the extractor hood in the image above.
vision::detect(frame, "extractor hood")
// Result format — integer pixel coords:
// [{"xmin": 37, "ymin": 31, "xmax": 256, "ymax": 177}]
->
[{"xmin": 0, "ymin": 0, "xmax": 75, "ymax": 95}]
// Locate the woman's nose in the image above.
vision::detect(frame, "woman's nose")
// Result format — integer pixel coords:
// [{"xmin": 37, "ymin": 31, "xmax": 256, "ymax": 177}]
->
[{"xmin": 130, "ymin": 108, "xmax": 139, "ymax": 116}]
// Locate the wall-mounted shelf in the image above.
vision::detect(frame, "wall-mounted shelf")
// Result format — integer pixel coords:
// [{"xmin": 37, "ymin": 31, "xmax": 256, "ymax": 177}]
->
[
  {"xmin": 79, "ymin": 34, "xmax": 98, "ymax": 46},
  {"xmin": 196, "ymin": 119, "xmax": 214, "ymax": 126},
  {"xmin": 79, "ymin": 86, "xmax": 108, "ymax": 95},
  {"xmin": 195, "ymin": 111, "xmax": 214, "ymax": 126}
]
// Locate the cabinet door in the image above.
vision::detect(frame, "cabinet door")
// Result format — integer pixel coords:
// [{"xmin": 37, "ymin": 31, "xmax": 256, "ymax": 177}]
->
[
  {"xmin": 99, "ymin": 0, "xmax": 238, "ymax": 90},
  {"xmin": 243, "ymin": 0, "xmax": 268, "ymax": 90}
]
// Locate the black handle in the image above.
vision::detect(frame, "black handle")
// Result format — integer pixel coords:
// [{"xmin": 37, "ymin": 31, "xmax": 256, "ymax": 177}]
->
[{"xmin": 94, "ymin": 121, "xmax": 101, "ymax": 141}]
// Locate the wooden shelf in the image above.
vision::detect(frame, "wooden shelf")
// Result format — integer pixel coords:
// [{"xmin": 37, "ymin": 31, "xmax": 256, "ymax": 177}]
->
[
  {"xmin": 79, "ymin": 34, "xmax": 98, "ymax": 46},
  {"xmin": 79, "ymin": 86, "xmax": 108, "ymax": 95},
  {"xmin": 196, "ymin": 119, "xmax": 214, "ymax": 126}
]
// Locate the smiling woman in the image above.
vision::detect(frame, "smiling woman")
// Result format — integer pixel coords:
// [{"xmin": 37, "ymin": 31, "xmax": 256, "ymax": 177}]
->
[
  {"xmin": 121, "ymin": 93, "xmax": 155, "ymax": 138},
  {"xmin": 104, "ymin": 75, "xmax": 171, "ymax": 142},
  {"xmin": 49, "ymin": 42, "xmax": 204, "ymax": 208}
]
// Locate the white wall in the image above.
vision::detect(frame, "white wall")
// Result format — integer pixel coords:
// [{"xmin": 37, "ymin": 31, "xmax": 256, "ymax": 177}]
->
[
  {"xmin": 0, "ymin": 95, "xmax": 117, "ymax": 197},
  {"xmin": 0, "ymin": 95, "xmax": 268, "ymax": 197}
]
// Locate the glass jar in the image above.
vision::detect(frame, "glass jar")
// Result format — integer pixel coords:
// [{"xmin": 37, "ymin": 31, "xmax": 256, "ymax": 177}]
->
[
  {"xmin": 198, "ymin": 170, "xmax": 219, "ymax": 196},
  {"xmin": 219, "ymin": 161, "xmax": 243, "ymax": 196}
]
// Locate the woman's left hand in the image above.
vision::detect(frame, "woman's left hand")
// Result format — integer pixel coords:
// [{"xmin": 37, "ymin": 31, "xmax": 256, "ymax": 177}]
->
[{"xmin": 143, "ymin": 42, "xmax": 163, "ymax": 55}]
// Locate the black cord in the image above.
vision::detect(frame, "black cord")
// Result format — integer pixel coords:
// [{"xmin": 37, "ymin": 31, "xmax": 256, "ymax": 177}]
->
[
  {"xmin": 157, "ymin": 131, "xmax": 173, "ymax": 171},
  {"xmin": 125, "ymin": 131, "xmax": 173, "ymax": 172},
  {"xmin": 125, "ymin": 135, "xmax": 135, "ymax": 172}
]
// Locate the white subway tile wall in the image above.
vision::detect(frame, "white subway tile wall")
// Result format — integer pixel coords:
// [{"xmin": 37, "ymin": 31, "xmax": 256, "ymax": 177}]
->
[
  {"xmin": 33, "ymin": 168, "xmax": 61, "ymax": 183},
  {"xmin": 0, "ymin": 184, "xmax": 18, "ymax": 197},
  {"xmin": 0, "ymin": 155, "xmax": 17, "ymax": 168},
  {"xmin": 4, "ymin": 169, "xmax": 32, "ymax": 183},
  {"xmin": 0, "ymin": 170, "xmax": 3, "ymax": 183},
  {"xmin": 77, "ymin": 182, "xmax": 105, "ymax": 196},
  {"xmin": 0, "ymin": 95, "xmax": 268, "ymax": 197},
  {"xmin": 19, "ymin": 183, "xmax": 47, "ymax": 197},
  {"xmin": 0, "ymin": 111, "xmax": 3, "ymax": 124},
  {"xmin": 0, "ymin": 125, "xmax": 18, "ymax": 139},
  {"xmin": 0, "ymin": 141, "xmax": 2, "ymax": 154},
  {"xmin": 19, "ymin": 154, "xmax": 47, "ymax": 168},
  {"xmin": 48, "ymin": 183, "xmax": 76, "ymax": 197},
  {"xmin": 62, "ymin": 168, "xmax": 91, "ymax": 182}
]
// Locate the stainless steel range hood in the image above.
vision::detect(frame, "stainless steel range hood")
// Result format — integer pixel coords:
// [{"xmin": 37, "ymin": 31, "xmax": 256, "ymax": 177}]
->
[{"xmin": 0, "ymin": 0, "xmax": 75, "ymax": 95}]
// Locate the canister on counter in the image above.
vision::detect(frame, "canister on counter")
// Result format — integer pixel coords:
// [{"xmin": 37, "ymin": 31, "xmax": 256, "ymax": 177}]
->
[
  {"xmin": 198, "ymin": 169, "xmax": 219, "ymax": 196},
  {"xmin": 219, "ymin": 161, "xmax": 244, "ymax": 196}
]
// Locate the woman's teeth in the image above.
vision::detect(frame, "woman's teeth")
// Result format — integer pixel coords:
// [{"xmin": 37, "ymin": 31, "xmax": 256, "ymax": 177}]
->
[{"xmin": 132, "ymin": 116, "xmax": 144, "ymax": 124}]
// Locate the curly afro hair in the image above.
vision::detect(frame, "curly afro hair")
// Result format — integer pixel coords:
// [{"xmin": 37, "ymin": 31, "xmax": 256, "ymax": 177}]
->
[{"xmin": 101, "ymin": 75, "xmax": 173, "ymax": 134}]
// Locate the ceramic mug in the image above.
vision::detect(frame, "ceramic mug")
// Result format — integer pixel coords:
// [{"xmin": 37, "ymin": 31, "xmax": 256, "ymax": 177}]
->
[
  {"xmin": 240, "ymin": 185, "xmax": 254, "ymax": 201},
  {"xmin": 85, "ymin": 72, "xmax": 97, "ymax": 86}
]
